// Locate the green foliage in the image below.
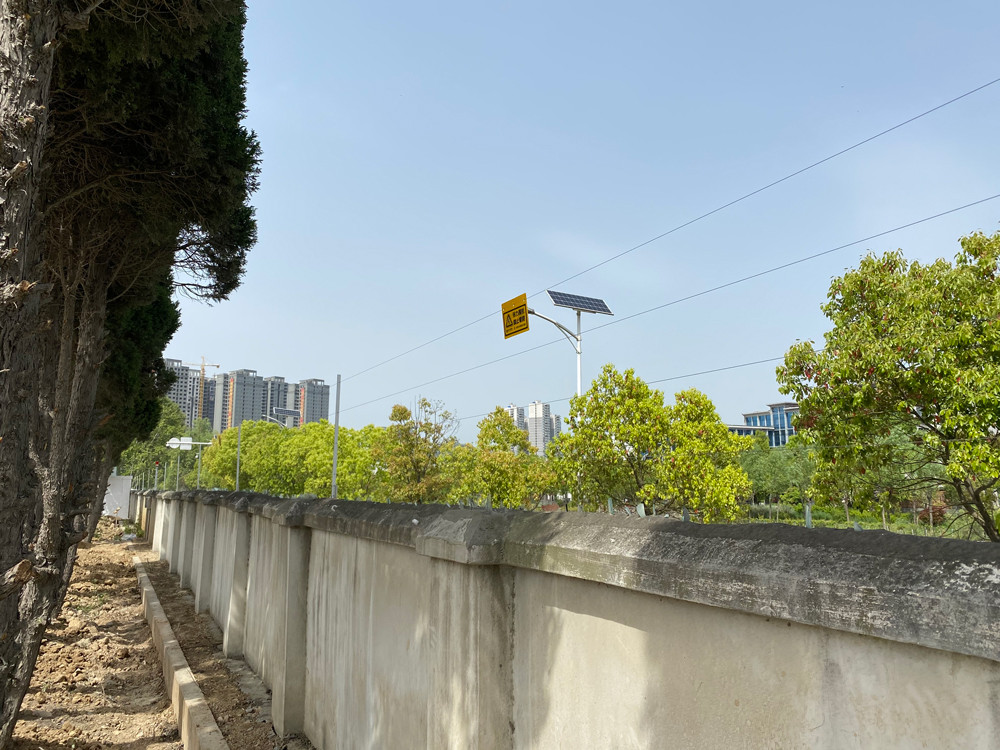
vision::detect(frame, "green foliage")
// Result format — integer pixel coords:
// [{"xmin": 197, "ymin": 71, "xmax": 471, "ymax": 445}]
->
[
  {"xmin": 552, "ymin": 365, "xmax": 750, "ymax": 520},
  {"xmin": 375, "ymin": 399, "xmax": 458, "ymax": 504},
  {"xmin": 552, "ymin": 364, "xmax": 669, "ymax": 508},
  {"xmin": 640, "ymin": 389, "xmax": 752, "ymax": 522},
  {"xmin": 289, "ymin": 421, "xmax": 388, "ymax": 500},
  {"xmin": 93, "ymin": 271, "xmax": 180, "ymax": 464},
  {"xmin": 778, "ymin": 232, "xmax": 1000, "ymax": 541},
  {"xmin": 332, "ymin": 424, "xmax": 390, "ymax": 500},
  {"xmin": 740, "ymin": 434, "xmax": 816, "ymax": 504},
  {"xmin": 200, "ymin": 420, "xmax": 269, "ymax": 492},
  {"xmin": 118, "ymin": 399, "xmax": 186, "ymax": 483},
  {"xmin": 198, "ymin": 420, "xmax": 392, "ymax": 499},
  {"xmin": 48, "ymin": 1, "xmax": 260, "ymax": 300},
  {"xmin": 445, "ymin": 408, "xmax": 557, "ymax": 508}
]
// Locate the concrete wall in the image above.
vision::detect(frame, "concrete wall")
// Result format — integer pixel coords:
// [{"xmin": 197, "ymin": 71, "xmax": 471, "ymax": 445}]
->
[{"xmin": 135, "ymin": 490, "xmax": 1000, "ymax": 749}]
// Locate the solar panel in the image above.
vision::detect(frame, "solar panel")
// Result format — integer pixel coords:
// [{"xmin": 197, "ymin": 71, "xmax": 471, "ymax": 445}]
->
[
  {"xmin": 546, "ymin": 290, "xmax": 613, "ymax": 315},
  {"xmin": 273, "ymin": 407, "xmax": 299, "ymax": 417}
]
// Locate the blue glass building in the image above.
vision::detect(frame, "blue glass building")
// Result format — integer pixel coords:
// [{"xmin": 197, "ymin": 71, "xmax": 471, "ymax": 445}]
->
[{"xmin": 729, "ymin": 402, "xmax": 799, "ymax": 447}]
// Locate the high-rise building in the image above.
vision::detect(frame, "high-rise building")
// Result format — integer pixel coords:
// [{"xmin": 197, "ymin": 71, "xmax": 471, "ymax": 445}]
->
[
  {"xmin": 164, "ymin": 359, "xmax": 210, "ymax": 429},
  {"xmin": 504, "ymin": 404, "xmax": 526, "ymax": 432},
  {"xmin": 527, "ymin": 401, "xmax": 562, "ymax": 453},
  {"xmin": 201, "ymin": 378, "xmax": 216, "ymax": 429},
  {"xmin": 294, "ymin": 378, "xmax": 330, "ymax": 427},
  {"xmin": 213, "ymin": 369, "xmax": 267, "ymax": 432},
  {"xmin": 264, "ymin": 376, "xmax": 292, "ymax": 426}
]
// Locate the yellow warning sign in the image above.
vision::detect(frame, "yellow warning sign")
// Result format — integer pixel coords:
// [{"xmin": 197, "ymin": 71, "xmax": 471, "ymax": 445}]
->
[{"xmin": 502, "ymin": 293, "xmax": 529, "ymax": 339}]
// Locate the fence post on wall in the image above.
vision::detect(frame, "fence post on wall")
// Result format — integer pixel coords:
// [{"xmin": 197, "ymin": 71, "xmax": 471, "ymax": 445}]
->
[
  {"xmin": 144, "ymin": 493, "xmax": 156, "ymax": 548},
  {"xmin": 179, "ymin": 499, "xmax": 197, "ymax": 588},
  {"xmin": 169, "ymin": 498, "xmax": 184, "ymax": 573},
  {"xmin": 194, "ymin": 502, "xmax": 218, "ymax": 613},
  {"xmin": 223, "ymin": 507, "xmax": 252, "ymax": 658},
  {"xmin": 272, "ymin": 523, "xmax": 311, "ymax": 738},
  {"xmin": 152, "ymin": 494, "xmax": 167, "ymax": 559}
]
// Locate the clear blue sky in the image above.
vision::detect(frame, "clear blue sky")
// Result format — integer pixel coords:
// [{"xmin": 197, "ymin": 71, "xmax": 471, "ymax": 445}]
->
[{"xmin": 167, "ymin": 1, "xmax": 1000, "ymax": 441}]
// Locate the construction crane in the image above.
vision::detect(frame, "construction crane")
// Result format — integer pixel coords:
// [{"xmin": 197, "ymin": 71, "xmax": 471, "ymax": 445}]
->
[{"xmin": 182, "ymin": 357, "xmax": 220, "ymax": 422}]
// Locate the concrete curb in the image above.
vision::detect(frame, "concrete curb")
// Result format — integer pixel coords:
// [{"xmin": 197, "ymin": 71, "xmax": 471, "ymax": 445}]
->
[{"xmin": 132, "ymin": 554, "xmax": 229, "ymax": 750}]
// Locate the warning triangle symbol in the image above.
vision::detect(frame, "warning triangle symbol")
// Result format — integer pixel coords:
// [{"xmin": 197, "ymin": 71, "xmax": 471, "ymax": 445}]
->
[{"xmin": 505, "ymin": 313, "xmax": 513, "ymax": 326}]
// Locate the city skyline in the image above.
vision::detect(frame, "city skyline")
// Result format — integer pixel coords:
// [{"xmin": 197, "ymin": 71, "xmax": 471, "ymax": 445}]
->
[{"xmin": 164, "ymin": 359, "xmax": 330, "ymax": 433}]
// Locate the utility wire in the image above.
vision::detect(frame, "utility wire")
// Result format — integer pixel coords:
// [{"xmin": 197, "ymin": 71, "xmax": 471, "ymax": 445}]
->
[
  {"xmin": 542, "ymin": 77, "xmax": 1000, "ymax": 290},
  {"xmin": 342, "ymin": 193, "xmax": 1000, "ymax": 414},
  {"xmin": 342, "ymin": 76, "xmax": 1000, "ymax": 383},
  {"xmin": 341, "ymin": 336, "xmax": 565, "ymax": 412},
  {"xmin": 455, "ymin": 355, "xmax": 788, "ymax": 423},
  {"xmin": 582, "ymin": 193, "xmax": 1000, "ymax": 336}
]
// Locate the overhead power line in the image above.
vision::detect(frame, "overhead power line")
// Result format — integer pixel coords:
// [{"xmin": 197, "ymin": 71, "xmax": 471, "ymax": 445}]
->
[
  {"xmin": 342, "ymin": 193, "xmax": 1000, "ymax": 414},
  {"xmin": 342, "ymin": 76, "xmax": 1000, "ymax": 383},
  {"xmin": 455, "ymin": 355, "xmax": 788, "ymax": 423},
  {"xmin": 584, "ymin": 193, "xmax": 1000, "ymax": 336},
  {"xmin": 542, "ymin": 76, "xmax": 1000, "ymax": 290}
]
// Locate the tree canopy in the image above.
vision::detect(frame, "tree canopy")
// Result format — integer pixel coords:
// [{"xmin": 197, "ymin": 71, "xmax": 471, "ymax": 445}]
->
[
  {"xmin": 641, "ymin": 389, "xmax": 752, "ymax": 522},
  {"xmin": 445, "ymin": 408, "xmax": 556, "ymax": 508},
  {"xmin": 740, "ymin": 433, "xmax": 816, "ymax": 505},
  {"xmin": 778, "ymin": 231, "xmax": 1000, "ymax": 541},
  {"xmin": 376, "ymin": 400, "xmax": 458, "ymax": 504},
  {"xmin": 552, "ymin": 364, "xmax": 750, "ymax": 517},
  {"xmin": 552, "ymin": 364, "xmax": 669, "ymax": 508}
]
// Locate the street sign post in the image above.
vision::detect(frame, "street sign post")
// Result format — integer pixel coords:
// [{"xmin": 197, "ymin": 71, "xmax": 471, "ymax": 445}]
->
[{"xmin": 501, "ymin": 293, "xmax": 529, "ymax": 339}]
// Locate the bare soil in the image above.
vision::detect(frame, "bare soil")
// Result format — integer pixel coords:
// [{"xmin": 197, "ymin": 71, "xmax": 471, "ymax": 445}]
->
[
  {"xmin": 12, "ymin": 523, "xmax": 310, "ymax": 750},
  {"xmin": 11, "ymin": 530, "xmax": 182, "ymax": 750}
]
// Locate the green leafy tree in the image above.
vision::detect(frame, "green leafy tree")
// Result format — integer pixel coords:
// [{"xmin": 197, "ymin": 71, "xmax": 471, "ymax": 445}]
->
[
  {"xmin": 442, "ymin": 443, "xmax": 482, "ymax": 505},
  {"xmin": 330, "ymin": 424, "xmax": 391, "ymax": 500},
  {"xmin": 178, "ymin": 419, "xmax": 220, "ymax": 490},
  {"xmin": 200, "ymin": 421, "xmax": 277, "ymax": 493},
  {"xmin": 84, "ymin": 271, "xmax": 180, "ymax": 537},
  {"xmin": 551, "ymin": 364, "xmax": 669, "ymax": 509},
  {"xmin": 294, "ymin": 422, "xmax": 388, "ymax": 500},
  {"xmin": 376, "ymin": 399, "xmax": 458, "ymax": 504},
  {"xmin": 740, "ymin": 433, "xmax": 782, "ymax": 503},
  {"xmin": 446, "ymin": 408, "xmax": 557, "ymax": 508},
  {"xmin": 779, "ymin": 232, "xmax": 1000, "ymax": 541},
  {"xmin": 740, "ymin": 434, "xmax": 816, "ymax": 508},
  {"xmin": 640, "ymin": 389, "xmax": 752, "ymax": 522}
]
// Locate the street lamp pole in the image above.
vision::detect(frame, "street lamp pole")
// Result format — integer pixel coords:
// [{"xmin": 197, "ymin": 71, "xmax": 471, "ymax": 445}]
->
[
  {"xmin": 527, "ymin": 307, "xmax": 583, "ymax": 397},
  {"xmin": 529, "ymin": 291, "xmax": 612, "ymax": 398},
  {"xmin": 235, "ymin": 424, "xmax": 242, "ymax": 491},
  {"xmin": 166, "ymin": 436, "xmax": 210, "ymax": 489},
  {"xmin": 331, "ymin": 373, "xmax": 342, "ymax": 500}
]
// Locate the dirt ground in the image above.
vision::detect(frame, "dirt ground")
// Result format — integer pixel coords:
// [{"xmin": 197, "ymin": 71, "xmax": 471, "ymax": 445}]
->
[{"xmin": 12, "ymin": 522, "xmax": 309, "ymax": 750}]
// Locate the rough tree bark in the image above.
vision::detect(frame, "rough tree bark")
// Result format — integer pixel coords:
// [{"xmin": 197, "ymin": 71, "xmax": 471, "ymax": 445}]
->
[
  {"xmin": 0, "ymin": 3, "xmax": 103, "ymax": 746},
  {"xmin": 0, "ymin": 4, "xmax": 61, "ymax": 746},
  {"xmin": 1, "ymin": 2, "xmax": 257, "ymax": 743}
]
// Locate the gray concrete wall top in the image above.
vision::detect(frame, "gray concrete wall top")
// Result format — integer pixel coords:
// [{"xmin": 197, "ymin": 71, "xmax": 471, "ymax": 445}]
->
[{"xmin": 149, "ymin": 490, "xmax": 1000, "ymax": 664}]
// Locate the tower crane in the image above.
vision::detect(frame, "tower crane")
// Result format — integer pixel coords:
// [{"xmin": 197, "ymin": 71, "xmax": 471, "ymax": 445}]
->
[{"xmin": 182, "ymin": 357, "xmax": 220, "ymax": 422}]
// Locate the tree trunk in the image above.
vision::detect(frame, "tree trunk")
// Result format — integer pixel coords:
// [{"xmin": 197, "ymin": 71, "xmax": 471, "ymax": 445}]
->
[
  {"xmin": 0, "ymin": 256, "xmax": 111, "ymax": 747},
  {"xmin": 0, "ymin": 4, "xmax": 63, "ymax": 746},
  {"xmin": 85, "ymin": 449, "xmax": 115, "ymax": 542}
]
